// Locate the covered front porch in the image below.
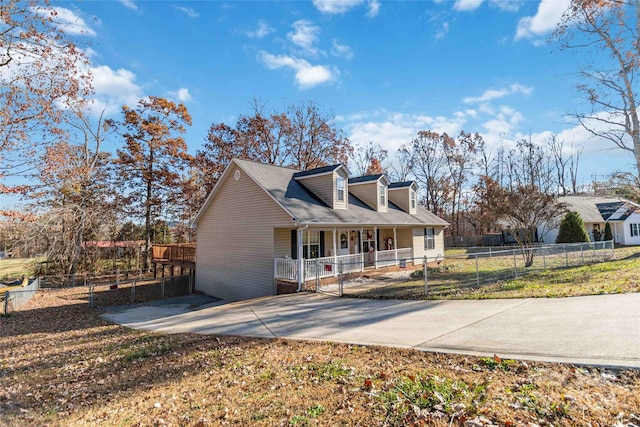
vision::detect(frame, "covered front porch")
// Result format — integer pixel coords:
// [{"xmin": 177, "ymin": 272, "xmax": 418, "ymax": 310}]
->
[{"xmin": 273, "ymin": 226, "xmax": 415, "ymax": 284}]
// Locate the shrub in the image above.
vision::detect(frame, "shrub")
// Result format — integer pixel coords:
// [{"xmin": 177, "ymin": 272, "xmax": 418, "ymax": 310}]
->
[
  {"xmin": 604, "ymin": 222, "xmax": 613, "ymax": 241},
  {"xmin": 556, "ymin": 212, "xmax": 590, "ymax": 243}
]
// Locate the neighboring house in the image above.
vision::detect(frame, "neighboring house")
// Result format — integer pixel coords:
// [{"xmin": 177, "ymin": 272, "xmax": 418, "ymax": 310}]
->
[
  {"xmin": 192, "ymin": 158, "xmax": 448, "ymax": 302},
  {"xmin": 537, "ymin": 196, "xmax": 640, "ymax": 245}
]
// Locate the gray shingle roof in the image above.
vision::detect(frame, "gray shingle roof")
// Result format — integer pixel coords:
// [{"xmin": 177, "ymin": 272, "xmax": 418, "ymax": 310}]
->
[
  {"xmin": 558, "ymin": 196, "xmax": 638, "ymax": 223},
  {"xmin": 348, "ymin": 174, "xmax": 383, "ymax": 184},
  {"xmin": 389, "ymin": 181, "xmax": 415, "ymax": 189},
  {"xmin": 236, "ymin": 159, "xmax": 448, "ymax": 227},
  {"xmin": 292, "ymin": 164, "xmax": 342, "ymax": 178}
]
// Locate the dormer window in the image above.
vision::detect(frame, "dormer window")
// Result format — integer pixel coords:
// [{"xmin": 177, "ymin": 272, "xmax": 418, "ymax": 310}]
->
[
  {"xmin": 379, "ymin": 183, "xmax": 387, "ymax": 206},
  {"xmin": 336, "ymin": 176, "xmax": 345, "ymax": 201},
  {"xmin": 410, "ymin": 189, "xmax": 416, "ymax": 209}
]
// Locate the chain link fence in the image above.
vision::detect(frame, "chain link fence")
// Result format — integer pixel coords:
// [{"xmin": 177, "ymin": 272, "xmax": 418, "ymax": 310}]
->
[
  {"xmin": 312, "ymin": 240, "xmax": 615, "ymax": 298},
  {"xmin": 1, "ymin": 268, "xmax": 195, "ymax": 315}
]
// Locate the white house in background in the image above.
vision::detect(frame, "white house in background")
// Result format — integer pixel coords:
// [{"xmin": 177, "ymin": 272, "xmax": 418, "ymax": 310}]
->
[
  {"xmin": 538, "ymin": 196, "xmax": 640, "ymax": 245},
  {"xmin": 192, "ymin": 158, "xmax": 448, "ymax": 302}
]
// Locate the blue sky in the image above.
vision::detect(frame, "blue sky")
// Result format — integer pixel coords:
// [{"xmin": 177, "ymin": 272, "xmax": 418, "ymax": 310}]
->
[{"xmin": 48, "ymin": 0, "xmax": 635, "ymax": 183}]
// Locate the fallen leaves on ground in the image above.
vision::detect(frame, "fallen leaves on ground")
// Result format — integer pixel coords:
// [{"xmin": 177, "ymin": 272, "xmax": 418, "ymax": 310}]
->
[{"xmin": 1, "ymin": 288, "xmax": 639, "ymax": 426}]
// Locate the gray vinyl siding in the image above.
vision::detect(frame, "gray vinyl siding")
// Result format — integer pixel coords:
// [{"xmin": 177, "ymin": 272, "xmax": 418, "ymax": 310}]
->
[
  {"xmin": 389, "ymin": 188, "xmax": 410, "ymax": 213},
  {"xmin": 412, "ymin": 226, "xmax": 445, "ymax": 260},
  {"xmin": 195, "ymin": 167, "xmax": 293, "ymax": 301}
]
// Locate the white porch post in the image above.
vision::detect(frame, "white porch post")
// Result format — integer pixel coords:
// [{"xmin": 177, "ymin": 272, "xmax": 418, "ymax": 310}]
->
[
  {"xmin": 360, "ymin": 227, "xmax": 364, "ymax": 271},
  {"xmin": 393, "ymin": 227, "xmax": 398, "ymax": 266},
  {"xmin": 332, "ymin": 228, "xmax": 337, "ymax": 277},
  {"xmin": 373, "ymin": 226, "xmax": 378, "ymax": 269},
  {"xmin": 297, "ymin": 228, "xmax": 304, "ymax": 290}
]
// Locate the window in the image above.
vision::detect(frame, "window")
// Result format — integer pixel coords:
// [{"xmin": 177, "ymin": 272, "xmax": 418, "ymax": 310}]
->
[
  {"xmin": 631, "ymin": 223, "xmax": 639, "ymax": 237},
  {"xmin": 424, "ymin": 227, "xmax": 435, "ymax": 250},
  {"xmin": 340, "ymin": 233, "xmax": 348, "ymax": 249},
  {"xmin": 303, "ymin": 230, "xmax": 321, "ymax": 259},
  {"xmin": 379, "ymin": 183, "xmax": 387, "ymax": 206},
  {"xmin": 336, "ymin": 177, "xmax": 345, "ymax": 202},
  {"xmin": 410, "ymin": 189, "xmax": 416, "ymax": 209}
]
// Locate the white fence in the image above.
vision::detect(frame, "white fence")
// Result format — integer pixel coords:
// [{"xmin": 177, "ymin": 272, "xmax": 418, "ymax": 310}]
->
[{"xmin": 274, "ymin": 248, "xmax": 419, "ymax": 281}]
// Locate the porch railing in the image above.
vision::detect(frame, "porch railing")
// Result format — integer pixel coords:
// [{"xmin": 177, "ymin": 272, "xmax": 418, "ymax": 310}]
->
[
  {"xmin": 275, "ymin": 249, "xmax": 415, "ymax": 281},
  {"xmin": 274, "ymin": 258, "xmax": 298, "ymax": 281},
  {"xmin": 376, "ymin": 249, "xmax": 396, "ymax": 268},
  {"xmin": 397, "ymin": 248, "xmax": 413, "ymax": 263}
]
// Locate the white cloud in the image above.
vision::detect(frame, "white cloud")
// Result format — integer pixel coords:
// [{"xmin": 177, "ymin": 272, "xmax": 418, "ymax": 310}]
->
[
  {"xmin": 331, "ymin": 40, "xmax": 354, "ymax": 60},
  {"xmin": 312, "ymin": 0, "xmax": 371, "ymax": 14},
  {"xmin": 245, "ymin": 20, "xmax": 275, "ymax": 38},
  {"xmin": 118, "ymin": 0, "xmax": 138, "ymax": 10},
  {"xmin": 89, "ymin": 65, "xmax": 143, "ymax": 114},
  {"xmin": 436, "ymin": 22, "xmax": 449, "ymax": 39},
  {"xmin": 489, "ymin": 0, "xmax": 523, "ymax": 12},
  {"xmin": 38, "ymin": 7, "xmax": 96, "ymax": 36},
  {"xmin": 346, "ymin": 111, "xmax": 468, "ymax": 154},
  {"xmin": 176, "ymin": 6, "xmax": 198, "ymax": 18},
  {"xmin": 287, "ymin": 20, "xmax": 320, "ymax": 56},
  {"xmin": 453, "ymin": 0, "xmax": 484, "ymax": 12},
  {"xmin": 259, "ymin": 52, "xmax": 336, "ymax": 89},
  {"xmin": 169, "ymin": 88, "xmax": 192, "ymax": 103},
  {"xmin": 463, "ymin": 83, "xmax": 533, "ymax": 104},
  {"xmin": 367, "ymin": 0, "xmax": 380, "ymax": 17},
  {"xmin": 515, "ymin": 0, "xmax": 570, "ymax": 40}
]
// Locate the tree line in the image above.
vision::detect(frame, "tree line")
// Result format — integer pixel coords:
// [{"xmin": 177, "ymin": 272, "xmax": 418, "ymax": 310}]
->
[{"xmin": 1, "ymin": 0, "xmax": 639, "ymax": 275}]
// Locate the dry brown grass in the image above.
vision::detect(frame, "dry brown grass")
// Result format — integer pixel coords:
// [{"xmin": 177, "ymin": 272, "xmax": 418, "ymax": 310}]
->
[{"xmin": 1, "ymin": 288, "xmax": 639, "ymax": 426}]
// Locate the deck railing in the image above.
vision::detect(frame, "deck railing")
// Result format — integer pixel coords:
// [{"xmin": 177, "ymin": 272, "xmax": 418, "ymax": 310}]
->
[
  {"xmin": 274, "ymin": 252, "xmax": 371, "ymax": 280},
  {"xmin": 152, "ymin": 244, "xmax": 196, "ymax": 263},
  {"xmin": 376, "ymin": 249, "xmax": 396, "ymax": 268},
  {"xmin": 397, "ymin": 248, "xmax": 413, "ymax": 263}
]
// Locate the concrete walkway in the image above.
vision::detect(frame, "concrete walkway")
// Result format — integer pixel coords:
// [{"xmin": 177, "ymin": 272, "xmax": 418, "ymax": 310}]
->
[{"xmin": 101, "ymin": 292, "xmax": 640, "ymax": 368}]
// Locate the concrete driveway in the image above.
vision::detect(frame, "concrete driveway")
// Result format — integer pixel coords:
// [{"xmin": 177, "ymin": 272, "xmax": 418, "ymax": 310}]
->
[{"xmin": 101, "ymin": 292, "xmax": 640, "ymax": 368}]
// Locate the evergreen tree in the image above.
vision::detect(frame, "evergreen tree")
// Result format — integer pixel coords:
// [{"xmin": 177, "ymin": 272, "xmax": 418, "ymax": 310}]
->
[
  {"xmin": 604, "ymin": 222, "xmax": 613, "ymax": 241},
  {"xmin": 556, "ymin": 211, "xmax": 590, "ymax": 243}
]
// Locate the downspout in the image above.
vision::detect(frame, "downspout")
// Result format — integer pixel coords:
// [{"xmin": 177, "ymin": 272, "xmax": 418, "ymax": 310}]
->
[{"xmin": 296, "ymin": 225, "xmax": 308, "ymax": 292}]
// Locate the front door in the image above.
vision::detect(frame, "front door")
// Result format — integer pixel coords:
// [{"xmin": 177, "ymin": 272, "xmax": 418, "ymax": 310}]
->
[{"xmin": 338, "ymin": 231, "xmax": 350, "ymax": 255}]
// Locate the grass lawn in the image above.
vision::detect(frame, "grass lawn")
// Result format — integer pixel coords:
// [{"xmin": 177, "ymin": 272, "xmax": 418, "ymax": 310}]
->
[
  {"xmin": 0, "ymin": 258, "xmax": 43, "ymax": 282},
  {"xmin": 350, "ymin": 246, "xmax": 640, "ymax": 300},
  {"xmin": 1, "ymin": 288, "xmax": 639, "ymax": 426}
]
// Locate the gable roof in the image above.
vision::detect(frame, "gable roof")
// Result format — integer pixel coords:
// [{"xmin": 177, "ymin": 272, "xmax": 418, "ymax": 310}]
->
[
  {"xmin": 389, "ymin": 181, "xmax": 416, "ymax": 189},
  {"xmin": 348, "ymin": 174, "xmax": 383, "ymax": 184},
  {"xmin": 558, "ymin": 196, "xmax": 640, "ymax": 223},
  {"xmin": 293, "ymin": 163, "xmax": 347, "ymax": 179},
  {"xmin": 193, "ymin": 158, "xmax": 447, "ymax": 227}
]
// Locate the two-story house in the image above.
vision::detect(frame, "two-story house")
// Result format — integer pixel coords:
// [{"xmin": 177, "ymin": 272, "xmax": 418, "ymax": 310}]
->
[{"xmin": 192, "ymin": 158, "xmax": 448, "ymax": 302}]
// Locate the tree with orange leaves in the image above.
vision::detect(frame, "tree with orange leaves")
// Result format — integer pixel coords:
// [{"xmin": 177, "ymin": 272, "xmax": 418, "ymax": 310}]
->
[
  {"xmin": 1, "ymin": 0, "xmax": 91, "ymax": 180},
  {"xmin": 555, "ymin": 0, "xmax": 640, "ymax": 177},
  {"xmin": 116, "ymin": 96, "xmax": 192, "ymax": 268}
]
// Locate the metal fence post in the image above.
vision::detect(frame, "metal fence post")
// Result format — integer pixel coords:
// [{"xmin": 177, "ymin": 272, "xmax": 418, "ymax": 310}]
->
[
  {"xmin": 3, "ymin": 292, "xmax": 9, "ymax": 315},
  {"xmin": 131, "ymin": 279, "xmax": 136, "ymax": 303},
  {"xmin": 315, "ymin": 259, "xmax": 320, "ymax": 292},
  {"xmin": 475, "ymin": 254, "xmax": 479, "ymax": 286},
  {"xmin": 565, "ymin": 245, "xmax": 569, "ymax": 267},
  {"xmin": 543, "ymin": 248, "xmax": 547, "ymax": 270},
  {"xmin": 423, "ymin": 255, "xmax": 428, "ymax": 297},
  {"xmin": 513, "ymin": 250, "xmax": 518, "ymax": 279},
  {"xmin": 580, "ymin": 245, "xmax": 584, "ymax": 263},
  {"xmin": 338, "ymin": 261, "xmax": 344, "ymax": 297}
]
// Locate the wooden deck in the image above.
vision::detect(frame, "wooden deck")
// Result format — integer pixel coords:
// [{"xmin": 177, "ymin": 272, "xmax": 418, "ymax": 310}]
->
[{"xmin": 151, "ymin": 244, "xmax": 196, "ymax": 277}]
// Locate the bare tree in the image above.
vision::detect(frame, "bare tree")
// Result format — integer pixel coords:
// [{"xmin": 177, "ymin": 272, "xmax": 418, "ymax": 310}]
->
[
  {"xmin": 387, "ymin": 145, "xmax": 414, "ymax": 182},
  {"xmin": 351, "ymin": 141, "xmax": 388, "ymax": 176},
  {"xmin": 555, "ymin": 0, "xmax": 640, "ymax": 177}
]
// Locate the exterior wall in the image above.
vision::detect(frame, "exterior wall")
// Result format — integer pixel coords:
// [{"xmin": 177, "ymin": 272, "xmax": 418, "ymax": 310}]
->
[
  {"xmin": 274, "ymin": 228, "xmax": 291, "ymax": 257},
  {"xmin": 349, "ymin": 182, "xmax": 378, "ymax": 210},
  {"xmin": 396, "ymin": 228, "xmax": 413, "ymax": 250},
  {"xmin": 195, "ymin": 167, "xmax": 293, "ymax": 301},
  {"xmin": 412, "ymin": 226, "xmax": 445, "ymax": 260},
  {"xmin": 622, "ymin": 213, "xmax": 640, "ymax": 245},
  {"xmin": 388, "ymin": 188, "xmax": 410, "ymax": 212},
  {"xmin": 296, "ymin": 169, "xmax": 348, "ymax": 210}
]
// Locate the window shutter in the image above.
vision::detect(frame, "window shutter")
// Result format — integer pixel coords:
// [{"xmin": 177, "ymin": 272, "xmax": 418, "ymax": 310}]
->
[
  {"xmin": 291, "ymin": 229, "xmax": 297, "ymax": 260},
  {"xmin": 320, "ymin": 231, "xmax": 325, "ymax": 257},
  {"xmin": 376, "ymin": 229, "xmax": 381, "ymax": 251}
]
